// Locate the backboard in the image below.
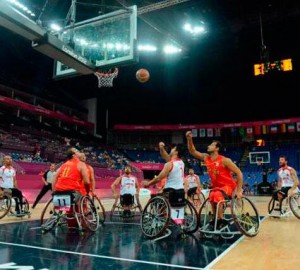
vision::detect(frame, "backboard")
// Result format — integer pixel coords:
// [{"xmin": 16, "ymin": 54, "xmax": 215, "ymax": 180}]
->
[
  {"xmin": 54, "ymin": 5, "xmax": 138, "ymax": 79},
  {"xmin": 249, "ymin": 151, "xmax": 270, "ymax": 164}
]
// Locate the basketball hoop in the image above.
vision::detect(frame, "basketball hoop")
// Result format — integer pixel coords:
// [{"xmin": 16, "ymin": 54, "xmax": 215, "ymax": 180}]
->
[
  {"xmin": 94, "ymin": 68, "xmax": 118, "ymax": 88},
  {"xmin": 256, "ymin": 161, "xmax": 262, "ymax": 166}
]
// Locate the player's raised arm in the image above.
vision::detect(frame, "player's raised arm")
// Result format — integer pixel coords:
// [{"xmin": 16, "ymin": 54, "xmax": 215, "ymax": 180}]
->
[
  {"xmin": 186, "ymin": 131, "xmax": 207, "ymax": 160},
  {"xmin": 159, "ymin": 142, "xmax": 171, "ymax": 162}
]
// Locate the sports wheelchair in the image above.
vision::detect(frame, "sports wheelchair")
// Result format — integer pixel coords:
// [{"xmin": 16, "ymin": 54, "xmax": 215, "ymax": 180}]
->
[
  {"xmin": 268, "ymin": 189, "xmax": 300, "ymax": 219},
  {"xmin": 141, "ymin": 189, "xmax": 199, "ymax": 240},
  {"xmin": 199, "ymin": 190, "xmax": 260, "ymax": 239},
  {"xmin": 40, "ymin": 191, "xmax": 100, "ymax": 234},
  {"xmin": 110, "ymin": 193, "xmax": 143, "ymax": 219},
  {"xmin": 0, "ymin": 189, "xmax": 30, "ymax": 219}
]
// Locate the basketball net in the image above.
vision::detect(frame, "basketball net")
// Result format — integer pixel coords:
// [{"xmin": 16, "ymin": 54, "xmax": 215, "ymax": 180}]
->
[
  {"xmin": 94, "ymin": 68, "xmax": 118, "ymax": 88},
  {"xmin": 256, "ymin": 161, "xmax": 262, "ymax": 166}
]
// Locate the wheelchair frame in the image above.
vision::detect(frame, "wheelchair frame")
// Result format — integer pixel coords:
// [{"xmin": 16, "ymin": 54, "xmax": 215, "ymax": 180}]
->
[
  {"xmin": 140, "ymin": 194, "xmax": 199, "ymax": 240},
  {"xmin": 110, "ymin": 195, "xmax": 142, "ymax": 219},
  {"xmin": 91, "ymin": 194, "xmax": 106, "ymax": 224},
  {"xmin": 0, "ymin": 192, "xmax": 30, "ymax": 219},
  {"xmin": 199, "ymin": 195, "xmax": 260, "ymax": 239},
  {"xmin": 190, "ymin": 191, "xmax": 206, "ymax": 209},
  {"xmin": 40, "ymin": 192, "xmax": 100, "ymax": 234},
  {"xmin": 268, "ymin": 191, "xmax": 300, "ymax": 219}
]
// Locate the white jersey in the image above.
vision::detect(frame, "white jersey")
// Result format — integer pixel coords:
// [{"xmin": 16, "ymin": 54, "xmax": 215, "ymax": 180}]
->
[
  {"xmin": 278, "ymin": 166, "xmax": 294, "ymax": 187},
  {"xmin": 120, "ymin": 174, "xmax": 137, "ymax": 195},
  {"xmin": 186, "ymin": 174, "xmax": 199, "ymax": 189},
  {"xmin": 0, "ymin": 165, "xmax": 16, "ymax": 189},
  {"xmin": 165, "ymin": 159, "xmax": 185, "ymax": 190}
]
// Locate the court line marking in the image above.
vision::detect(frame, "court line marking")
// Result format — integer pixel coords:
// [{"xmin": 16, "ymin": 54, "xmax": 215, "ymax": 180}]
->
[
  {"xmin": 30, "ymin": 221, "xmax": 141, "ymax": 229},
  {"xmin": 203, "ymin": 216, "xmax": 267, "ymax": 270},
  {"xmin": 0, "ymin": 241, "xmax": 204, "ymax": 270},
  {"xmin": 104, "ymin": 221, "xmax": 140, "ymax": 226}
]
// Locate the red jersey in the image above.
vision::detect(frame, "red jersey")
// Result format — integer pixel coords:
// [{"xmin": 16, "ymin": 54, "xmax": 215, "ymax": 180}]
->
[
  {"xmin": 205, "ymin": 155, "xmax": 237, "ymax": 190},
  {"xmin": 55, "ymin": 158, "xmax": 83, "ymax": 192}
]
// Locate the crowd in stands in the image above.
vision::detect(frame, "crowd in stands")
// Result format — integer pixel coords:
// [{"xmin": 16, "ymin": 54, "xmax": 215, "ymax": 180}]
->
[{"xmin": 1, "ymin": 124, "xmax": 300, "ymax": 195}]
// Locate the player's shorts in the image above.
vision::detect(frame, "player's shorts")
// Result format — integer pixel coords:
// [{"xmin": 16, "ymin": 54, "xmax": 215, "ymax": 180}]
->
[
  {"xmin": 209, "ymin": 186, "xmax": 234, "ymax": 203},
  {"xmin": 187, "ymin": 187, "xmax": 197, "ymax": 197},
  {"xmin": 273, "ymin": 186, "xmax": 291, "ymax": 200},
  {"xmin": 120, "ymin": 193, "xmax": 134, "ymax": 206}
]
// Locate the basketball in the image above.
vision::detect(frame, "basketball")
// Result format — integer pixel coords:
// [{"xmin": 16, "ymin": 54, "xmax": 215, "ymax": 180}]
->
[{"xmin": 136, "ymin": 68, "xmax": 150, "ymax": 83}]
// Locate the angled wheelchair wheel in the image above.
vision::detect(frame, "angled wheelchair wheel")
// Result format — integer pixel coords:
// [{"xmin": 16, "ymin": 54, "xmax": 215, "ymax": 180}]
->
[
  {"xmin": 0, "ymin": 195, "xmax": 11, "ymax": 219},
  {"xmin": 268, "ymin": 197, "xmax": 276, "ymax": 214},
  {"xmin": 110, "ymin": 198, "xmax": 123, "ymax": 219},
  {"xmin": 141, "ymin": 196, "xmax": 171, "ymax": 239},
  {"xmin": 198, "ymin": 198, "xmax": 213, "ymax": 228},
  {"xmin": 22, "ymin": 196, "xmax": 30, "ymax": 215},
  {"xmin": 40, "ymin": 198, "xmax": 61, "ymax": 233},
  {"xmin": 80, "ymin": 196, "xmax": 99, "ymax": 232},
  {"xmin": 10, "ymin": 196, "xmax": 30, "ymax": 217},
  {"xmin": 92, "ymin": 196, "xmax": 106, "ymax": 224},
  {"xmin": 131, "ymin": 202, "xmax": 143, "ymax": 217},
  {"xmin": 231, "ymin": 196, "xmax": 260, "ymax": 237},
  {"xmin": 289, "ymin": 192, "xmax": 300, "ymax": 219},
  {"xmin": 183, "ymin": 200, "xmax": 199, "ymax": 234}
]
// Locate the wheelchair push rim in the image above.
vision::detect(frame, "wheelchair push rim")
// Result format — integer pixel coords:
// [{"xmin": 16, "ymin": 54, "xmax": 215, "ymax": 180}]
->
[
  {"xmin": 141, "ymin": 196, "xmax": 171, "ymax": 239},
  {"xmin": 231, "ymin": 196, "xmax": 260, "ymax": 237}
]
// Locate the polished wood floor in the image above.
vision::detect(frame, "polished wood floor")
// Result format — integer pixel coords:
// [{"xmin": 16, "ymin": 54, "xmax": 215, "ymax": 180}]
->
[{"xmin": 0, "ymin": 193, "xmax": 299, "ymax": 270}]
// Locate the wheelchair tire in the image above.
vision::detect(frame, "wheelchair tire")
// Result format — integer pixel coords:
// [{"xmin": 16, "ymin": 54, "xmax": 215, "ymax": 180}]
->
[
  {"xmin": 231, "ymin": 196, "xmax": 260, "ymax": 237},
  {"xmin": 0, "ymin": 195, "xmax": 11, "ymax": 219},
  {"xmin": 92, "ymin": 195, "xmax": 106, "ymax": 224},
  {"xmin": 10, "ymin": 195, "xmax": 30, "ymax": 216},
  {"xmin": 183, "ymin": 199, "xmax": 199, "ymax": 234},
  {"xmin": 141, "ymin": 196, "xmax": 171, "ymax": 239},
  {"xmin": 198, "ymin": 197, "xmax": 212, "ymax": 229},
  {"xmin": 289, "ymin": 192, "xmax": 300, "ymax": 219},
  {"xmin": 80, "ymin": 196, "xmax": 100, "ymax": 232},
  {"xmin": 40, "ymin": 198, "xmax": 62, "ymax": 232},
  {"xmin": 268, "ymin": 197, "xmax": 276, "ymax": 214}
]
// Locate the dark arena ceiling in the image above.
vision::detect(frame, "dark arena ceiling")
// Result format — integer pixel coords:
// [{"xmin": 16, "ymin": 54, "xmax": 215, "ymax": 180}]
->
[{"xmin": 0, "ymin": 0, "xmax": 300, "ymax": 125}]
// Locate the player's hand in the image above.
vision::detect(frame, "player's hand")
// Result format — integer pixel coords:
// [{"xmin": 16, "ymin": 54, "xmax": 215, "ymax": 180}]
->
[
  {"xmin": 288, "ymin": 189, "xmax": 295, "ymax": 197},
  {"xmin": 235, "ymin": 189, "xmax": 243, "ymax": 199},
  {"xmin": 142, "ymin": 181, "xmax": 150, "ymax": 188},
  {"xmin": 159, "ymin": 142, "xmax": 165, "ymax": 149},
  {"xmin": 186, "ymin": 131, "xmax": 193, "ymax": 139}
]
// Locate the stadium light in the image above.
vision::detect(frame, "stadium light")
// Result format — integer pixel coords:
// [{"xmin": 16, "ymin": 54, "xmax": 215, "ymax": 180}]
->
[
  {"xmin": 6, "ymin": 0, "xmax": 35, "ymax": 17},
  {"xmin": 138, "ymin": 45, "xmax": 157, "ymax": 52},
  {"xmin": 163, "ymin": 44, "xmax": 182, "ymax": 54},
  {"xmin": 183, "ymin": 22, "xmax": 206, "ymax": 35},
  {"xmin": 50, "ymin": 23, "xmax": 62, "ymax": 32}
]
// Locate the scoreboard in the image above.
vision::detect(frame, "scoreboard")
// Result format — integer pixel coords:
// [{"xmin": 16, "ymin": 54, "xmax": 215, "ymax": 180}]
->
[{"xmin": 254, "ymin": 59, "xmax": 292, "ymax": 76}]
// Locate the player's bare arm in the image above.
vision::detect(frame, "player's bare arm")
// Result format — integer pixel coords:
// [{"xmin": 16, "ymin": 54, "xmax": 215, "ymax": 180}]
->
[
  {"xmin": 289, "ymin": 168, "xmax": 299, "ymax": 196},
  {"xmin": 79, "ymin": 162, "xmax": 89, "ymax": 185},
  {"xmin": 186, "ymin": 131, "xmax": 207, "ymax": 160},
  {"xmin": 159, "ymin": 142, "xmax": 171, "ymax": 162},
  {"xmin": 223, "ymin": 157, "xmax": 243, "ymax": 198},
  {"xmin": 143, "ymin": 163, "xmax": 171, "ymax": 187},
  {"xmin": 111, "ymin": 176, "xmax": 121, "ymax": 199}
]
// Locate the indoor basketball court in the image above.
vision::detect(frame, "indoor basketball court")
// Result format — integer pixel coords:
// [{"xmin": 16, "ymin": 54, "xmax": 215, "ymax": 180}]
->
[{"xmin": 0, "ymin": 1, "xmax": 300, "ymax": 269}]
